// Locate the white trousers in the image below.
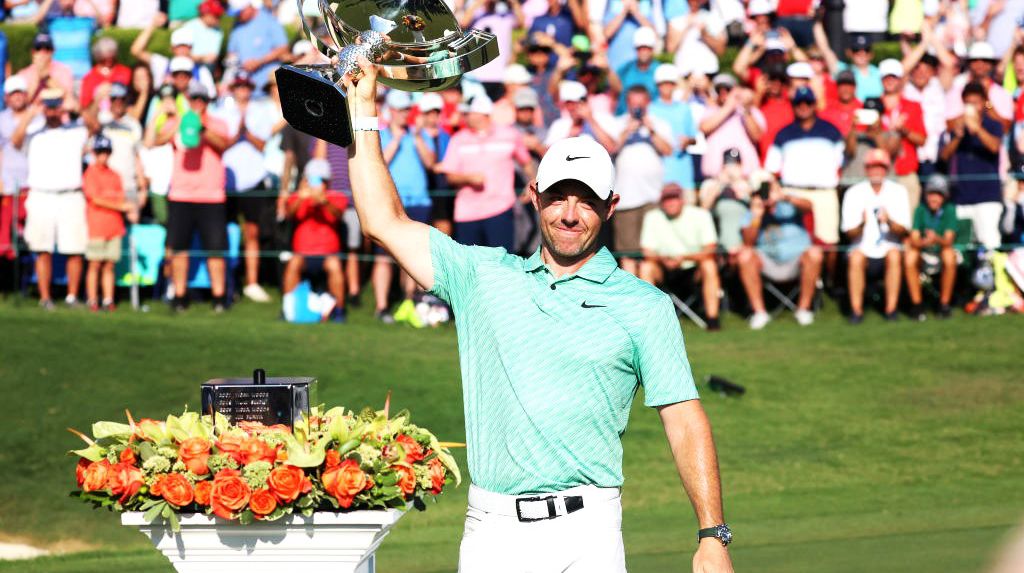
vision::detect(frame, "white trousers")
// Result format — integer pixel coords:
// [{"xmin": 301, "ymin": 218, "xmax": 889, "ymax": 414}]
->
[
  {"xmin": 957, "ymin": 202, "xmax": 1003, "ymax": 249},
  {"xmin": 458, "ymin": 485, "xmax": 627, "ymax": 573}
]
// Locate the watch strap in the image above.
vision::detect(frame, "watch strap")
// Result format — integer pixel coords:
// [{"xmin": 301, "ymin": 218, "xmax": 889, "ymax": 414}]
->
[{"xmin": 697, "ymin": 524, "xmax": 732, "ymax": 546}]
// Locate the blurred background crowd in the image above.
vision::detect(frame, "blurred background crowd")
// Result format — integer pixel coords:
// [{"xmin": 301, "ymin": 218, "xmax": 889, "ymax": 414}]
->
[{"xmin": 2, "ymin": 0, "xmax": 1024, "ymax": 329}]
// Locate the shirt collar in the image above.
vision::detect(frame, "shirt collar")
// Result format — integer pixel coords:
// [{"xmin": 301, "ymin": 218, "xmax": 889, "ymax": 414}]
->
[{"xmin": 523, "ymin": 247, "xmax": 618, "ymax": 284}]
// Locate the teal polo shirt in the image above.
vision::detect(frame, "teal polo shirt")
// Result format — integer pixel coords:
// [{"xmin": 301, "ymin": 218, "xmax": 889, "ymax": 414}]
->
[{"xmin": 429, "ymin": 228, "xmax": 699, "ymax": 495}]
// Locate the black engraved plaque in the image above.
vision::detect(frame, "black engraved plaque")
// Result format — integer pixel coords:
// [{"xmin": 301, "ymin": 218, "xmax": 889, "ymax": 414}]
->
[{"xmin": 201, "ymin": 370, "xmax": 317, "ymax": 427}]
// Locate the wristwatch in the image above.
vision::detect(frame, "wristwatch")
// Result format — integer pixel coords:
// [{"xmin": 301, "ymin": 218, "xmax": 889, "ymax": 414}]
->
[{"xmin": 697, "ymin": 524, "xmax": 733, "ymax": 546}]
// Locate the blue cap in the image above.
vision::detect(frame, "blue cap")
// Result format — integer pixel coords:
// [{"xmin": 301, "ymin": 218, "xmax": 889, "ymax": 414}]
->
[
  {"xmin": 93, "ymin": 135, "xmax": 113, "ymax": 153},
  {"xmin": 109, "ymin": 83, "xmax": 129, "ymax": 99},
  {"xmin": 33, "ymin": 33, "xmax": 54, "ymax": 50},
  {"xmin": 791, "ymin": 86, "xmax": 817, "ymax": 105},
  {"xmin": 850, "ymin": 34, "xmax": 872, "ymax": 51}
]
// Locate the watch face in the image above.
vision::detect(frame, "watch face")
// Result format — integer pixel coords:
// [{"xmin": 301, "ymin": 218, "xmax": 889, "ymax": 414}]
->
[{"xmin": 717, "ymin": 525, "xmax": 733, "ymax": 545}]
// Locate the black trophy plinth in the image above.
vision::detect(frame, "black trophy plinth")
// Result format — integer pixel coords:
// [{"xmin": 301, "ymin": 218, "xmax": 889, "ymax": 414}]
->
[{"xmin": 201, "ymin": 369, "xmax": 317, "ymax": 427}]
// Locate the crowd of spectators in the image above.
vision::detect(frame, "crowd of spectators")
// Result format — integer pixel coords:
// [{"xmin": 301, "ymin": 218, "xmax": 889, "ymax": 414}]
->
[{"xmin": 2, "ymin": 0, "xmax": 1024, "ymax": 328}]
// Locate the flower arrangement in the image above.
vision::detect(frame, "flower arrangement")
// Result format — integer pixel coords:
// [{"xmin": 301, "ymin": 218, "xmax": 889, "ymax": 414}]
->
[{"xmin": 68, "ymin": 402, "xmax": 461, "ymax": 531}]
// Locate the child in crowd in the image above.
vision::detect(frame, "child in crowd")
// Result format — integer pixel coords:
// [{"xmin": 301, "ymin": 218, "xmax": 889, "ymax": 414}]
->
[
  {"xmin": 282, "ymin": 159, "xmax": 349, "ymax": 322},
  {"xmin": 83, "ymin": 135, "xmax": 134, "ymax": 311},
  {"xmin": 904, "ymin": 174, "xmax": 959, "ymax": 320}
]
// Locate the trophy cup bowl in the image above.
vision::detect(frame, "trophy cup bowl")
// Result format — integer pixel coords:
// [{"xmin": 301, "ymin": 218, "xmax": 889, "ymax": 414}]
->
[{"xmin": 277, "ymin": 0, "xmax": 499, "ymax": 148}]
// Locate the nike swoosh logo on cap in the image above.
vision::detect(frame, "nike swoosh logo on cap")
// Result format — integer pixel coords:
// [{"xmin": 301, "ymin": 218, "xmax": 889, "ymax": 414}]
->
[{"xmin": 566, "ymin": 155, "xmax": 589, "ymax": 161}]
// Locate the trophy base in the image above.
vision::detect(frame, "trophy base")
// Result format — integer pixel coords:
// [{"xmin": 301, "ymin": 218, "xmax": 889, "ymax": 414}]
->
[{"xmin": 276, "ymin": 65, "xmax": 353, "ymax": 148}]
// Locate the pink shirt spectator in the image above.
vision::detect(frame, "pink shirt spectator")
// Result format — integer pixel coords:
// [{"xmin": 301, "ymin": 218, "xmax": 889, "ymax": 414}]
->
[
  {"xmin": 700, "ymin": 105, "xmax": 766, "ymax": 178},
  {"xmin": 169, "ymin": 115, "xmax": 228, "ymax": 204},
  {"xmin": 17, "ymin": 62, "xmax": 74, "ymax": 101},
  {"xmin": 439, "ymin": 125, "xmax": 530, "ymax": 223},
  {"xmin": 945, "ymin": 76, "xmax": 1013, "ymax": 122}
]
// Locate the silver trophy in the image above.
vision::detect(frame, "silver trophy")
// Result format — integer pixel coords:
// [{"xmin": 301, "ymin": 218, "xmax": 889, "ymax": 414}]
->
[{"xmin": 276, "ymin": 0, "xmax": 498, "ymax": 147}]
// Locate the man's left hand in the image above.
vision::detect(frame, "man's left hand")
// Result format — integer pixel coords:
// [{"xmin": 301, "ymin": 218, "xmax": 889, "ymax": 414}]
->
[{"xmin": 693, "ymin": 539, "xmax": 733, "ymax": 573}]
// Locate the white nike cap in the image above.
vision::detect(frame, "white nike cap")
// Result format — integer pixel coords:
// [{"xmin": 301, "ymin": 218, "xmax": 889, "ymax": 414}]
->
[{"xmin": 536, "ymin": 137, "xmax": 615, "ymax": 200}]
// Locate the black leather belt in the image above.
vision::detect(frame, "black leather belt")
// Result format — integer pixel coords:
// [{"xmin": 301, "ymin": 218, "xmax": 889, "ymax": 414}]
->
[{"xmin": 514, "ymin": 494, "xmax": 585, "ymax": 522}]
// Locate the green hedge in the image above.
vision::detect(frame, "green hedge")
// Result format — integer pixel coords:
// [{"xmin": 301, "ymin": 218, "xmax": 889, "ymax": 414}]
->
[{"xmin": 0, "ymin": 19, "xmax": 302, "ymax": 72}]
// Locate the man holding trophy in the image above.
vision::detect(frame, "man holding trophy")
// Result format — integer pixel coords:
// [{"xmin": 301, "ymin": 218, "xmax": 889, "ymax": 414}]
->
[{"xmin": 276, "ymin": 2, "xmax": 734, "ymax": 571}]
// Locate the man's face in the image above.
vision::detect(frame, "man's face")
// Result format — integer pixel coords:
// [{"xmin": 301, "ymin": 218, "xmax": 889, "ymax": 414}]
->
[
  {"xmin": 625, "ymin": 90, "xmax": 649, "ymax": 112},
  {"xmin": 422, "ymin": 109, "xmax": 440, "ymax": 128},
  {"xmin": 190, "ymin": 96, "xmax": 208, "ymax": 114},
  {"xmin": 391, "ymin": 106, "xmax": 410, "ymax": 126},
  {"xmin": 969, "ymin": 58, "xmax": 993, "ymax": 80},
  {"xmin": 171, "ymin": 71, "xmax": 192, "ymax": 92},
  {"xmin": 95, "ymin": 150, "xmax": 111, "ymax": 166},
  {"xmin": 963, "ymin": 92, "xmax": 986, "ymax": 113},
  {"xmin": 43, "ymin": 105, "xmax": 63, "ymax": 124},
  {"xmin": 925, "ymin": 191, "xmax": 945, "ymax": 211},
  {"xmin": 239, "ymin": 6, "xmax": 257, "ymax": 22},
  {"xmin": 766, "ymin": 78, "xmax": 784, "ymax": 97},
  {"xmin": 201, "ymin": 13, "xmax": 220, "ymax": 27},
  {"xmin": 636, "ymin": 46, "xmax": 653, "ymax": 65},
  {"xmin": 564, "ymin": 99, "xmax": 584, "ymax": 122},
  {"xmin": 866, "ymin": 164, "xmax": 888, "ymax": 185},
  {"xmin": 6, "ymin": 91, "xmax": 27, "ymax": 111},
  {"xmin": 753, "ymin": 14, "xmax": 771, "ymax": 31},
  {"xmin": 715, "ymin": 84, "xmax": 732, "ymax": 104},
  {"xmin": 793, "ymin": 100, "xmax": 815, "ymax": 120},
  {"xmin": 515, "ymin": 106, "xmax": 535, "ymax": 125},
  {"xmin": 172, "ymin": 44, "xmax": 192, "ymax": 57},
  {"xmin": 660, "ymin": 195, "xmax": 683, "ymax": 218},
  {"xmin": 232, "ymin": 84, "xmax": 253, "ymax": 104},
  {"xmin": 532, "ymin": 180, "xmax": 617, "ymax": 260},
  {"xmin": 32, "ymin": 47, "xmax": 53, "ymax": 65},
  {"xmin": 882, "ymin": 75, "xmax": 901, "ymax": 95},
  {"xmin": 110, "ymin": 96, "xmax": 127, "ymax": 117},
  {"xmin": 527, "ymin": 48, "xmax": 550, "ymax": 69},
  {"xmin": 837, "ymin": 82, "xmax": 856, "ymax": 102},
  {"xmin": 910, "ymin": 62, "xmax": 934, "ymax": 87},
  {"xmin": 466, "ymin": 111, "xmax": 489, "ymax": 131}
]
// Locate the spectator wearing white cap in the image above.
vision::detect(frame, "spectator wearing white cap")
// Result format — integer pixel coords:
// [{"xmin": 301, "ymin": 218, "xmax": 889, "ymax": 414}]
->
[
  {"xmin": 0, "ymin": 77, "xmax": 34, "ymax": 263},
  {"xmin": 610, "ymin": 84, "xmax": 675, "ymax": 276},
  {"xmin": 598, "ymin": 0, "xmax": 663, "ymax": 73},
  {"xmin": 492, "ymin": 64, "xmax": 540, "ymax": 127},
  {"xmin": 666, "ymin": 0, "xmax": 726, "ymax": 81},
  {"xmin": 649, "ymin": 63, "xmax": 698, "ymax": 196},
  {"xmin": 12, "ymin": 88, "xmax": 100, "ymax": 309},
  {"xmin": 178, "ymin": 0, "xmax": 227, "ymax": 69},
  {"xmin": 700, "ymin": 73, "xmax": 765, "ymax": 180},
  {"xmin": 544, "ymin": 80, "xmax": 618, "ymax": 151},
  {"xmin": 437, "ymin": 94, "xmax": 536, "ymax": 250},
  {"xmin": 131, "ymin": 12, "xmax": 217, "ymax": 95},
  {"xmin": 608, "ymin": 26, "xmax": 659, "ymax": 115},
  {"xmin": 282, "ymin": 158, "xmax": 351, "ymax": 322},
  {"xmin": 228, "ymin": 0, "xmax": 289, "ymax": 92},
  {"xmin": 80, "ymin": 37, "xmax": 132, "ymax": 110},
  {"xmin": 877, "ymin": 58, "xmax": 926, "ymax": 210},
  {"xmin": 945, "ymin": 41, "xmax": 1012, "ymax": 128},
  {"xmin": 372, "ymin": 89, "xmax": 437, "ymax": 324}
]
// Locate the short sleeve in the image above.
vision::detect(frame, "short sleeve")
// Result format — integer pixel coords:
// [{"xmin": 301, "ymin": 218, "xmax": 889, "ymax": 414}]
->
[
  {"xmin": 635, "ymin": 295, "xmax": 699, "ymax": 407},
  {"xmin": 428, "ymin": 227, "xmax": 505, "ymax": 310},
  {"xmin": 912, "ymin": 206, "xmax": 925, "ymax": 232}
]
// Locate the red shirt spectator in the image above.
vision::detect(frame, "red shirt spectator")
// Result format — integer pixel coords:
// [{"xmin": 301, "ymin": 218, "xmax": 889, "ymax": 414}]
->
[
  {"xmin": 288, "ymin": 191, "xmax": 350, "ymax": 255},
  {"xmin": 776, "ymin": 0, "xmax": 816, "ymax": 17},
  {"xmin": 80, "ymin": 37, "xmax": 132, "ymax": 109},
  {"xmin": 881, "ymin": 97, "xmax": 926, "ymax": 176},
  {"xmin": 821, "ymin": 70, "xmax": 861, "ymax": 136},
  {"xmin": 759, "ymin": 93, "xmax": 794, "ymax": 160},
  {"xmin": 83, "ymin": 162, "xmax": 126, "ymax": 240}
]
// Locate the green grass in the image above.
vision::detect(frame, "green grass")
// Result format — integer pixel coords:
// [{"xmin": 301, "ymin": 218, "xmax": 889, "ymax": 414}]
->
[{"xmin": 0, "ymin": 295, "xmax": 1021, "ymax": 572}]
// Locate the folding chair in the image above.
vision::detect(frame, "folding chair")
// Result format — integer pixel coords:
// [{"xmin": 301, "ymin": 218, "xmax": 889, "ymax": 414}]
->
[
  {"xmin": 916, "ymin": 218, "xmax": 976, "ymax": 304},
  {"xmin": 662, "ymin": 265, "xmax": 724, "ymax": 330},
  {"xmin": 115, "ymin": 224, "xmax": 167, "ymax": 308},
  {"xmin": 762, "ymin": 208, "xmax": 825, "ymax": 316}
]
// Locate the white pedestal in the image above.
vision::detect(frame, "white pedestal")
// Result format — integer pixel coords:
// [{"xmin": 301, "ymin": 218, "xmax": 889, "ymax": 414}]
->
[{"xmin": 121, "ymin": 510, "xmax": 405, "ymax": 573}]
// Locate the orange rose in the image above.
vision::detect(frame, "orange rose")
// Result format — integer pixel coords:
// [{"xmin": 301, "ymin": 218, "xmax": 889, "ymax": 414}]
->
[
  {"xmin": 428, "ymin": 458, "xmax": 446, "ymax": 495},
  {"xmin": 82, "ymin": 460, "xmax": 112, "ymax": 492},
  {"xmin": 194, "ymin": 480, "xmax": 213, "ymax": 506},
  {"xmin": 395, "ymin": 435, "xmax": 425, "ymax": 463},
  {"xmin": 211, "ymin": 472, "xmax": 251, "ymax": 519},
  {"xmin": 392, "ymin": 465, "xmax": 417, "ymax": 497},
  {"xmin": 154, "ymin": 473, "xmax": 194, "ymax": 507},
  {"xmin": 240, "ymin": 437, "xmax": 278, "ymax": 466},
  {"xmin": 322, "ymin": 459, "xmax": 371, "ymax": 509},
  {"xmin": 178, "ymin": 437, "xmax": 211, "ymax": 476},
  {"xmin": 267, "ymin": 465, "xmax": 312, "ymax": 503},
  {"xmin": 215, "ymin": 434, "xmax": 247, "ymax": 464},
  {"xmin": 119, "ymin": 447, "xmax": 137, "ymax": 466},
  {"xmin": 324, "ymin": 449, "xmax": 341, "ymax": 468},
  {"xmin": 75, "ymin": 458, "xmax": 90, "ymax": 487},
  {"xmin": 249, "ymin": 488, "xmax": 277, "ymax": 518},
  {"xmin": 107, "ymin": 462, "xmax": 145, "ymax": 503}
]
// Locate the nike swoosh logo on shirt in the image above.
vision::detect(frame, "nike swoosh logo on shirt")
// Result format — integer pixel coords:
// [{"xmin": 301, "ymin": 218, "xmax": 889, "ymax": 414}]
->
[{"xmin": 581, "ymin": 301, "xmax": 607, "ymax": 308}]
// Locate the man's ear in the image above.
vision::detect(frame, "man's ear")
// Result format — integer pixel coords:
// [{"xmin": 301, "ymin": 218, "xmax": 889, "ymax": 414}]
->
[
  {"xmin": 529, "ymin": 181, "xmax": 540, "ymax": 210},
  {"xmin": 605, "ymin": 193, "xmax": 620, "ymax": 221}
]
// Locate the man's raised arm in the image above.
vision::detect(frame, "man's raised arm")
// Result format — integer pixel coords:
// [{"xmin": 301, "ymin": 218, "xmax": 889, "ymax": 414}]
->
[{"xmin": 342, "ymin": 57, "xmax": 434, "ymax": 290}]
